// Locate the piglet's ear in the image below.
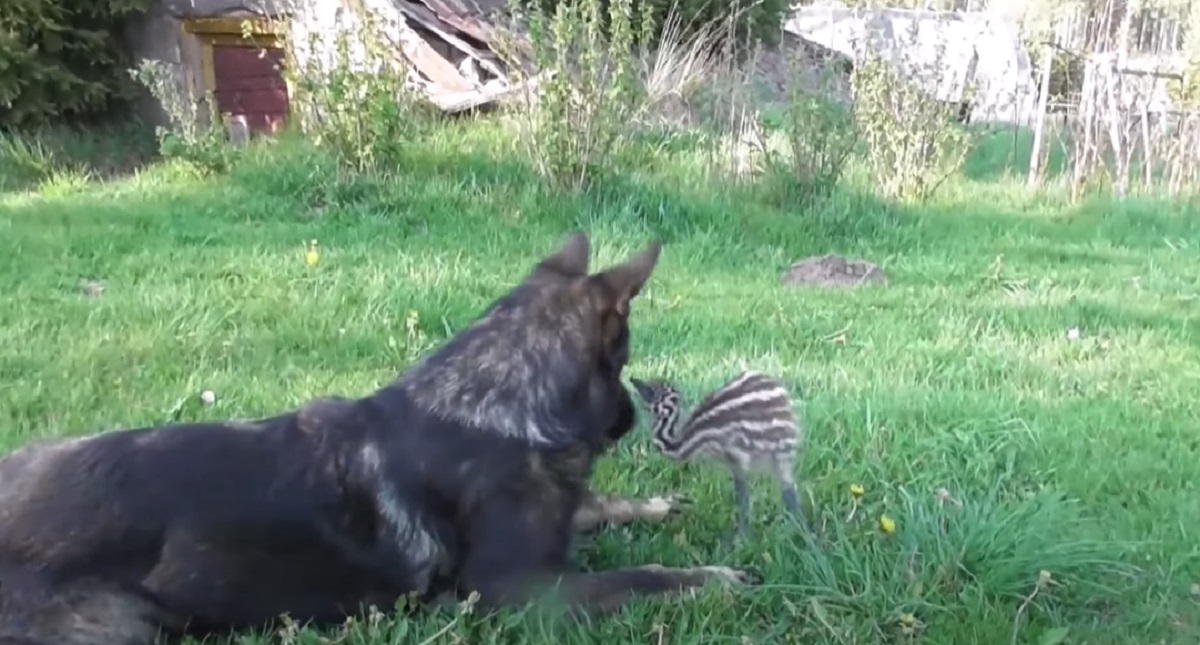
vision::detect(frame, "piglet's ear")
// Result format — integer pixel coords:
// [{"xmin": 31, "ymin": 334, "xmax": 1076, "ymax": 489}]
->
[
  {"xmin": 535, "ymin": 231, "xmax": 590, "ymax": 277},
  {"xmin": 592, "ymin": 239, "xmax": 662, "ymax": 316}
]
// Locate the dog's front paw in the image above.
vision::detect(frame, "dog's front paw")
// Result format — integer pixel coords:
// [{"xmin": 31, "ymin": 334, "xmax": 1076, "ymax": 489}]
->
[
  {"xmin": 699, "ymin": 565, "xmax": 763, "ymax": 587},
  {"xmin": 642, "ymin": 493, "xmax": 692, "ymax": 520}
]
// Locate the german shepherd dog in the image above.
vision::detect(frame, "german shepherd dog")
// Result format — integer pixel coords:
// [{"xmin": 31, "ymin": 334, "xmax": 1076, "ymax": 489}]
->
[{"xmin": 0, "ymin": 232, "xmax": 760, "ymax": 645}]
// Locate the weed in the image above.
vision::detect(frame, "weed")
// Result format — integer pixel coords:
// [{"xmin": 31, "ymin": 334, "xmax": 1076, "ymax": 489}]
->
[
  {"xmin": 279, "ymin": 0, "xmax": 436, "ymax": 175},
  {"xmin": 502, "ymin": 0, "xmax": 649, "ymax": 190},
  {"xmin": 129, "ymin": 59, "xmax": 236, "ymax": 176},
  {"xmin": 849, "ymin": 28, "xmax": 974, "ymax": 203},
  {"xmin": 754, "ymin": 57, "xmax": 858, "ymax": 205}
]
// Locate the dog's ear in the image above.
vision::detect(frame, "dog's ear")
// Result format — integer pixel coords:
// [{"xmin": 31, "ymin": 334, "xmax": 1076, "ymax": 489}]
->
[
  {"xmin": 629, "ymin": 377, "xmax": 655, "ymax": 401},
  {"xmin": 535, "ymin": 231, "xmax": 590, "ymax": 277},
  {"xmin": 591, "ymin": 240, "xmax": 662, "ymax": 316}
]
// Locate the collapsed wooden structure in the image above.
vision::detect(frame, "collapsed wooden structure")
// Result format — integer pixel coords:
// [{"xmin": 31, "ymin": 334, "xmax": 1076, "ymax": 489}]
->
[
  {"xmin": 124, "ymin": 0, "xmax": 545, "ymax": 137},
  {"xmin": 368, "ymin": 0, "xmax": 541, "ymax": 113}
]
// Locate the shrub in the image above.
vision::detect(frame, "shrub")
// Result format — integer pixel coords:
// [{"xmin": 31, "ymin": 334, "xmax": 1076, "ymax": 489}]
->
[
  {"xmin": 638, "ymin": 0, "xmax": 788, "ymax": 49},
  {"xmin": 503, "ymin": 0, "xmax": 648, "ymax": 191},
  {"xmin": 129, "ymin": 59, "xmax": 234, "ymax": 176},
  {"xmin": 0, "ymin": 0, "xmax": 153, "ymax": 127},
  {"xmin": 518, "ymin": 0, "xmax": 789, "ymax": 50},
  {"xmin": 277, "ymin": 0, "xmax": 435, "ymax": 175},
  {"xmin": 850, "ymin": 50, "xmax": 972, "ymax": 203},
  {"xmin": 753, "ymin": 60, "xmax": 858, "ymax": 204}
]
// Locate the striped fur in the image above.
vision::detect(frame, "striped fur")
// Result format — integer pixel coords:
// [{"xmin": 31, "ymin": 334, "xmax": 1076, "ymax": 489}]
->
[{"xmin": 630, "ymin": 371, "xmax": 806, "ymax": 537}]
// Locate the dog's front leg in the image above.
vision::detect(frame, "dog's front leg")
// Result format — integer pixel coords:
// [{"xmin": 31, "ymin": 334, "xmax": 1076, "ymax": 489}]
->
[
  {"xmin": 571, "ymin": 490, "xmax": 691, "ymax": 532},
  {"xmin": 464, "ymin": 499, "xmax": 758, "ymax": 615},
  {"xmin": 467, "ymin": 563, "xmax": 761, "ymax": 616}
]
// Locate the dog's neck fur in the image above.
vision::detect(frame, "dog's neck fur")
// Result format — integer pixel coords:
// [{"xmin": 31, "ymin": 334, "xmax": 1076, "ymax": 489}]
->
[
  {"xmin": 389, "ymin": 233, "xmax": 660, "ymax": 450},
  {"xmin": 396, "ymin": 291, "xmax": 596, "ymax": 447}
]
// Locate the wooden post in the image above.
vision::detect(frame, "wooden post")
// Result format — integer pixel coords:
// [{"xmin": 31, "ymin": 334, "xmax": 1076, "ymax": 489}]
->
[
  {"xmin": 1103, "ymin": 58, "xmax": 1127, "ymax": 197},
  {"xmin": 1028, "ymin": 42, "xmax": 1055, "ymax": 187}
]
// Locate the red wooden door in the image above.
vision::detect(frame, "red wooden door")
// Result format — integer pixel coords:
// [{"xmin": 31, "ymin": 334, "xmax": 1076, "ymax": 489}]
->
[{"xmin": 211, "ymin": 45, "xmax": 289, "ymax": 135}]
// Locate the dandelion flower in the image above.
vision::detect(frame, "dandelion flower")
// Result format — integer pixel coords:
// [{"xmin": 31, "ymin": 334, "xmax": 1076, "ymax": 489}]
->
[
  {"xmin": 879, "ymin": 514, "xmax": 896, "ymax": 534},
  {"xmin": 1038, "ymin": 570, "xmax": 1053, "ymax": 586},
  {"xmin": 850, "ymin": 484, "xmax": 865, "ymax": 498},
  {"xmin": 305, "ymin": 240, "xmax": 320, "ymax": 267},
  {"xmin": 199, "ymin": 390, "xmax": 216, "ymax": 406},
  {"xmin": 899, "ymin": 613, "xmax": 916, "ymax": 626}
]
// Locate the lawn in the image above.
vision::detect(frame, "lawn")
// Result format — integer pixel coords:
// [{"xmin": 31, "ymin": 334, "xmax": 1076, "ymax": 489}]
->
[{"xmin": 1, "ymin": 122, "xmax": 1198, "ymax": 644}]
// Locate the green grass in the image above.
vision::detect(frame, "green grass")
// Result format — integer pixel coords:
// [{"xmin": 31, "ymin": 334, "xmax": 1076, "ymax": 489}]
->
[{"xmin": 1, "ymin": 122, "xmax": 1198, "ymax": 645}]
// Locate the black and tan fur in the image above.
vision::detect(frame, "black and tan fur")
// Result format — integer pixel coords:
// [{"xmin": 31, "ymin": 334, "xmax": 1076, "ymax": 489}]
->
[
  {"xmin": 630, "ymin": 371, "xmax": 805, "ymax": 538},
  {"xmin": 0, "ymin": 232, "xmax": 758, "ymax": 645}
]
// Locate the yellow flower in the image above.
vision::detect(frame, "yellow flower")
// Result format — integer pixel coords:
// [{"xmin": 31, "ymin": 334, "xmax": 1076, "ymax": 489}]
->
[
  {"xmin": 1038, "ymin": 570, "xmax": 1053, "ymax": 586},
  {"xmin": 850, "ymin": 484, "xmax": 865, "ymax": 498},
  {"xmin": 879, "ymin": 514, "xmax": 896, "ymax": 533},
  {"xmin": 899, "ymin": 612, "xmax": 916, "ymax": 627},
  {"xmin": 305, "ymin": 240, "xmax": 320, "ymax": 267}
]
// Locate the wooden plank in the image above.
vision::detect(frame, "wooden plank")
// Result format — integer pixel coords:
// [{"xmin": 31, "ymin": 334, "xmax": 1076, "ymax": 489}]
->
[
  {"xmin": 212, "ymin": 47, "xmax": 287, "ymax": 91},
  {"xmin": 396, "ymin": 23, "xmax": 476, "ymax": 92},
  {"xmin": 214, "ymin": 75, "xmax": 290, "ymax": 91},
  {"xmin": 215, "ymin": 87, "xmax": 290, "ymax": 113},
  {"xmin": 336, "ymin": 0, "xmax": 474, "ymax": 93},
  {"xmin": 210, "ymin": 41, "xmax": 291, "ymax": 135},
  {"xmin": 212, "ymin": 45, "xmax": 286, "ymax": 66},
  {"xmin": 428, "ymin": 69, "xmax": 553, "ymax": 113},
  {"xmin": 411, "ymin": 0, "xmax": 500, "ymax": 46},
  {"xmin": 183, "ymin": 17, "xmax": 283, "ymax": 36},
  {"xmin": 196, "ymin": 32, "xmax": 282, "ymax": 49},
  {"xmin": 394, "ymin": 0, "xmax": 505, "ymax": 81},
  {"xmin": 1027, "ymin": 43, "xmax": 1054, "ymax": 187}
]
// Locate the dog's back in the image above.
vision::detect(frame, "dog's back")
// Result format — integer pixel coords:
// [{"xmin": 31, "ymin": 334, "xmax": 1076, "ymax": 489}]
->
[{"xmin": 0, "ymin": 398, "xmax": 433, "ymax": 641}]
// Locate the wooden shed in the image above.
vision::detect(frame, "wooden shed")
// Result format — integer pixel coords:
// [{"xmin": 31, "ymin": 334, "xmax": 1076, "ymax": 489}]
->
[
  {"xmin": 123, "ymin": 0, "xmax": 542, "ymax": 140},
  {"xmin": 122, "ymin": 1, "xmax": 293, "ymax": 140},
  {"xmin": 182, "ymin": 17, "xmax": 291, "ymax": 137}
]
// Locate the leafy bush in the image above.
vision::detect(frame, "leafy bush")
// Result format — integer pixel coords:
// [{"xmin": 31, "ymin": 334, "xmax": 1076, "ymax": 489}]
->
[
  {"xmin": 0, "ymin": 0, "xmax": 153, "ymax": 127},
  {"xmin": 850, "ymin": 51, "xmax": 972, "ymax": 203},
  {"xmin": 639, "ymin": 0, "xmax": 788, "ymax": 48},
  {"xmin": 129, "ymin": 59, "xmax": 235, "ymax": 176},
  {"xmin": 1021, "ymin": 37, "xmax": 1083, "ymax": 108},
  {"xmin": 279, "ymin": 4, "xmax": 435, "ymax": 175},
  {"xmin": 518, "ymin": 0, "xmax": 789, "ymax": 49},
  {"xmin": 504, "ymin": 0, "xmax": 648, "ymax": 191},
  {"xmin": 754, "ymin": 62, "xmax": 859, "ymax": 204}
]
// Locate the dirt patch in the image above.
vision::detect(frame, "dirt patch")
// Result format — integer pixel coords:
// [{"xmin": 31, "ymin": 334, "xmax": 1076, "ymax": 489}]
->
[{"xmin": 780, "ymin": 254, "xmax": 887, "ymax": 289}]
